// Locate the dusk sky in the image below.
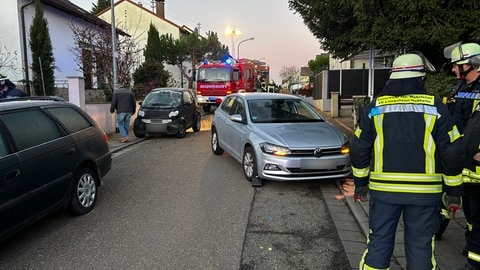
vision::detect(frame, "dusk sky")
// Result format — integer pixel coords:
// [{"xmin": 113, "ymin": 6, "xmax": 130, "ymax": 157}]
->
[{"xmin": 72, "ymin": 0, "xmax": 323, "ymax": 83}]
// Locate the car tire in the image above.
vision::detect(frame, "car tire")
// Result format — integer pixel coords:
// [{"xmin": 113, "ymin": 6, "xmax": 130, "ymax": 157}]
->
[
  {"xmin": 69, "ymin": 167, "xmax": 97, "ymax": 215},
  {"xmin": 211, "ymin": 128, "xmax": 224, "ymax": 155},
  {"xmin": 176, "ymin": 122, "xmax": 186, "ymax": 138},
  {"xmin": 133, "ymin": 118, "xmax": 146, "ymax": 138},
  {"xmin": 193, "ymin": 112, "xmax": 201, "ymax": 132},
  {"xmin": 243, "ymin": 146, "xmax": 257, "ymax": 182}
]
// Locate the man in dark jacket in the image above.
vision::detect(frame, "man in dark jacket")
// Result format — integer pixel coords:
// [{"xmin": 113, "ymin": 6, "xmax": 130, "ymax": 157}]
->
[
  {"xmin": 110, "ymin": 84, "xmax": 136, "ymax": 143},
  {"xmin": 351, "ymin": 53, "xmax": 465, "ymax": 269},
  {"xmin": 0, "ymin": 73, "xmax": 27, "ymax": 99}
]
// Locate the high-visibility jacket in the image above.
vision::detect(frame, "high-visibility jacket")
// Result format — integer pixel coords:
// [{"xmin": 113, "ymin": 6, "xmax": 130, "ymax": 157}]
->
[
  {"xmin": 351, "ymin": 78, "xmax": 464, "ymax": 205},
  {"xmin": 462, "ymin": 106, "xmax": 480, "ymax": 184}
]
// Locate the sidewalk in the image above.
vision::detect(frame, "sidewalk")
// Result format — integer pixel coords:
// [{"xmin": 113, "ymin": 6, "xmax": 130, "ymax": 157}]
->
[
  {"xmin": 318, "ymin": 111, "xmax": 468, "ymax": 269},
  {"xmin": 106, "ymin": 130, "xmax": 144, "ymax": 154}
]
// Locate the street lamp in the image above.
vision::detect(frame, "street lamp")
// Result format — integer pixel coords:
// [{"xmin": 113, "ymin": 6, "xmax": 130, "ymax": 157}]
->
[
  {"xmin": 225, "ymin": 27, "xmax": 241, "ymax": 57},
  {"xmin": 237, "ymin": 37, "xmax": 254, "ymax": 60}
]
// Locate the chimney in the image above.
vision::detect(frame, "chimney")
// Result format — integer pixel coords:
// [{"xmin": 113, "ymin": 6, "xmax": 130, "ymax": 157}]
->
[{"xmin": 156, "ymin": 0, "xmax": 165, "ymax": 19}]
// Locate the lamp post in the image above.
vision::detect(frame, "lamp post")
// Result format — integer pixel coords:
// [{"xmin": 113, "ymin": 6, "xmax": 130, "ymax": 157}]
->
[
  {"xmin": 237, "ymin": 37, "xmax": 254, "ymax": 60},
  {"xmin": 225, "ymin": 27, "xmax": 241, "ymax": 57}
]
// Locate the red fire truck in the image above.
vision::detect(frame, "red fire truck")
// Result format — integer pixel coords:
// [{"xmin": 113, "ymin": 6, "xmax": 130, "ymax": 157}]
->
[{"xmin": 195, "ymin": 58, "xmax": 269, "ymax": 112}]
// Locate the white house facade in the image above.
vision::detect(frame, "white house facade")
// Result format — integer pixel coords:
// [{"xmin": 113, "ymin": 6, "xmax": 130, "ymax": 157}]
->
[{"xmin": 2, "ymin": 0, "xmax": 120, "ymax": 93}]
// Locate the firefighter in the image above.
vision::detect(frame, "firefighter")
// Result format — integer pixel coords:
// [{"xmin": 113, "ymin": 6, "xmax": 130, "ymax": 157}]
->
[
  {"xmin": 351, "ymin": 53, "xmax": 464, "ymax": 269},
  {"xmin": 267, "ymin": 79, "xmax": 276, "ymax": 93},
  {"xmin": 445, "ymin": 42, "xmax": 480, "ymax": 269},
  {"xmin": 437, "ymin": 43, "xmax": 480, "ymax": 242}
]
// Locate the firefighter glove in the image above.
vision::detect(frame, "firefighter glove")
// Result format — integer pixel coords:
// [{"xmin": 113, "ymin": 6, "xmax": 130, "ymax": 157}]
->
[
  {"xmin": 353, "ymin": 186, "xmax": 368, "ymax": 203},
  {"xmin": 442, "ymin": 192, "xmax": 462, "ymax": 218}
]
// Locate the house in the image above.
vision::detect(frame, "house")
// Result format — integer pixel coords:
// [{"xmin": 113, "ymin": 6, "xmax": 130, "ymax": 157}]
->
[
  {"xmin": 97, "ymin": 0, "xmax": 195, "ymax": 88},
  {"xmin": 3, "ymin": 0, "xmax": 126, "ymax": 94}
]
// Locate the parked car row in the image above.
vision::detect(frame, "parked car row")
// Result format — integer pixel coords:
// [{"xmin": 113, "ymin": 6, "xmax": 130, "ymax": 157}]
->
[{"xmin": 0, "ymin": 90, "xmax": 352, "ymax": 241}]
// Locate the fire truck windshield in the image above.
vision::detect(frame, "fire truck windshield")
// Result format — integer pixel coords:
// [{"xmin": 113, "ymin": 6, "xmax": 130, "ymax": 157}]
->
[{"xmin": 198, "ymin": 67, "xmax": 232, "ymax": 82}]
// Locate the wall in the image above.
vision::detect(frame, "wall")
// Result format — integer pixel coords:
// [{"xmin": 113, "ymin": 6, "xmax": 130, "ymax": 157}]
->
[{"xmin": 67, "ymin": 77, "xmax": 139, "ymax": 134}]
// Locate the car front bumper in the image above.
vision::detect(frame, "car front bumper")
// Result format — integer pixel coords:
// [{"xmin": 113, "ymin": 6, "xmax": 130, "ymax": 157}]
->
[
  {"xmin": 256, "ymin": 151, "xmax": 352, "ymax": 181},
  {"xmin": 139, "ymin": 118, "xmax": 181, "ymax": 135}
]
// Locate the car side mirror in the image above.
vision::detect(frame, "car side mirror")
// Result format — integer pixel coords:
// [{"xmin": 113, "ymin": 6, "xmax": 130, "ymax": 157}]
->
[{"xmin": 230, "ymin": 114, "xmax": 246, "ymax": 124}]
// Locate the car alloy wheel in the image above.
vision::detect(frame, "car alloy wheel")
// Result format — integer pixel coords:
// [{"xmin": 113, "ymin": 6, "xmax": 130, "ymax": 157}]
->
[
  {"xmin": 69, "ymin": 167, "xmax": 97, "ymax": 215},
  {"xmin": 211, "ymin": 128, "xmax": 224, "ymax": 155},
  {"xmin": 243, "ymin": 146, "xmax": 257, "ymax": 182}
]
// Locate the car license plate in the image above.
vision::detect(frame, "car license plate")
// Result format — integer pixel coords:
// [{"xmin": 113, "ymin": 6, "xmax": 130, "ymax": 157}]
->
[{"xmin": 301, "ymin": 159, "xmax": 335, "ymax": 170}]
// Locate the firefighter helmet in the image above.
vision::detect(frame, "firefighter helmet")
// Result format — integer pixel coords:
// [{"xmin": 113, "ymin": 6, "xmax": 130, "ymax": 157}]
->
[
  {"xmin": 444, "ymin": 42, "xmax": 480, "ymax": 65},
  {"xmin": 390, "ymin": 53, "xmax": 435, "ymax": 79}
]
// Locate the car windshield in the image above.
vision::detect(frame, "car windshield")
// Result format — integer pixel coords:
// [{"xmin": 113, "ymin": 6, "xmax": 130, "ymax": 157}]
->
[
  {"xmin": 247, "ymin": 99, "xmax": 325, "ymax": 123},
  {"xmin": 142, "ymin": 90, "xmax": 182, "ymax": 108},
  {"xmin": 197, "ymin": 67, "xmax": 232, "ymax": 82}
]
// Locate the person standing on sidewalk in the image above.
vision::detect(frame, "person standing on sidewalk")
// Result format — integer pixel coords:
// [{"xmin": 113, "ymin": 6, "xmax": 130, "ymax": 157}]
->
[
  {"xmin": 444, "ymin": 42, "xmax": 480, "ymax": 270},
  {"xmin": 110, "ymin": 83, "xmax": 136, "ymax": 143},
  {"xmin": 351, "ymin": 53, "xmax": 465, "ymax": 269}
]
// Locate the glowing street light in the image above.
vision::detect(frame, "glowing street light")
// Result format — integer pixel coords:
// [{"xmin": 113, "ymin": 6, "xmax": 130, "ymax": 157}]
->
[
  {"xmin": 237, "ymin": 37, "xmax": 254, "ymax": 60},
  {"xmin": 225, "ymin": 26, "xmax": 241, "ymax": 57}
]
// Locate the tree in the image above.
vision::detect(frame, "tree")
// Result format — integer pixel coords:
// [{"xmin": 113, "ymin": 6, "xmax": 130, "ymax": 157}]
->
[
  {"xmin": 91, "ymin": 0, "xmax": 110, "ymax": 14},
  {"xmin": 308, "ymin": 54, "xmax": 329, "ymax": 74},
  {"xmin": 144, "ymin": 23, "xmax": 162, "ymax": 62},
  {"xmin": 288, "ymin": 0, "xmax": 480, "ymax": 69},
  {"xmin": 279, "ymin": 65, "xmax": 299, "ymax": 82},
  {"xmin": 69, "ymin": 23, "xmax": 141, "ymax": 100},
  {"xmin": 159, "ymin": 30, "xmax": 229, "ymax": 88},
  {"xmin": 0, "ymin": 39, "xmax": 18, "ymax": 72},
  {"xmin": 133, "ymin": 23, "xmax": 170, "ymax": 95},
  {"xmin": 29, "ymin": 0, "xmax": 55, "ymax": 96}
]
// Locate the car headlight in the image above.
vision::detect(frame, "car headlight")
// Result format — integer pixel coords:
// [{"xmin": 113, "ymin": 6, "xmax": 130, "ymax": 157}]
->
[
  {"xmin": 340, "ymin": 143, "xmax": 350, "ymax": 155},
  {"xmin": 138, "ymin": 110, "xmax": 145, "ymax": 117},
  {"xmin": 169, "ymin": 110, "xmax": 179, "ymax": 117},
  {"xmin": 260, "ymin": 143, "xmax": 291, "ymax": 156}
]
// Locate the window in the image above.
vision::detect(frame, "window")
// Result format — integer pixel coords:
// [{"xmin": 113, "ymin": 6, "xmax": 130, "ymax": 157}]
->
[
  {"xmin": 47, "ymin": 107, "xmax": 92, "ymax": 133},
  {"xmin": 221, "ymin": 96, "xmax": 236, "ymax": 114},
  {"xmin": 0, "ymin": 110, "xmax": 62, "ymax": 151},
  {"xmin": 0, "ymin": 132, "xmax": 8, "ymax": 157}
]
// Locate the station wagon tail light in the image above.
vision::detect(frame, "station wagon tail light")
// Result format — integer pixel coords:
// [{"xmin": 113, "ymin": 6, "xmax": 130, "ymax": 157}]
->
[
  {"xmin": 260, "ymin": 143, "xmax": 291, "ymax": 156},
  {"xmin": 102, "ymin": 131, "xmax": 108, "ymax": 142},
  {"xmin": 340, "ymin": 143, "xmax": 350, "ymax": 155}
]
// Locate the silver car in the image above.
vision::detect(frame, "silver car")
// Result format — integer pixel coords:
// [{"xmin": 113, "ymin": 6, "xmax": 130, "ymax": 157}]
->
[{"xmin": 211, "ymin": 92, "xmax": 351, "ymax": 185}]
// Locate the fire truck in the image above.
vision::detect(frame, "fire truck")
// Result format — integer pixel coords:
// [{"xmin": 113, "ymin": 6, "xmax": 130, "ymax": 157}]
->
[{"xmin": 195, "ymin": 58, "xmax": 269, "ymax": 112}]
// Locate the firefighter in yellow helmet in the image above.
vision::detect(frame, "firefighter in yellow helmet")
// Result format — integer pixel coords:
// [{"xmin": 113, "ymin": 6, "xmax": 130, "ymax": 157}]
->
[
  {"xmin": 351, "ymin": 52, "xmax": 464, "ymax": 269},
  {"xmin": 445, "ymin": 42, "xmax": 480, "ymax": 270}
]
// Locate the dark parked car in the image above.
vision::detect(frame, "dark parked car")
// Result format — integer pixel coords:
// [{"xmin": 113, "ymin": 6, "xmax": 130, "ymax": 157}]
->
[
  {"xmin": 0, "ymin": 97, "xmax": 112, "ymax": 241},
  {"xmin": 133, "ymin": 88, "xmax": 201, "ymax": 138},
  {"xmin": 211, "ymin": 93, "xmax": 351, "ymax": 186}
]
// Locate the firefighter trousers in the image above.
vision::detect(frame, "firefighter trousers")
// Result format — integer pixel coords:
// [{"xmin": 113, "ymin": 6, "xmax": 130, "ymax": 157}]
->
[
  {"xmin": 464, "ymin": 184, "xmax": 480, "ymax": 267},
  {"xmin": 360, "ymin": 197, "xmax": 440, "ymax": 270}
]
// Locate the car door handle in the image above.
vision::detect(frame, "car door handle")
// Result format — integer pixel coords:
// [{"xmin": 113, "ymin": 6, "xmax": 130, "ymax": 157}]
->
[{"xmin": 5, "ymin": 169, "xmax": 21, "ymax": 182}]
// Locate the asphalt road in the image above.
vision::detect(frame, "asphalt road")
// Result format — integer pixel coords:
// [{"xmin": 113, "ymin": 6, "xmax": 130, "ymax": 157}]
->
[{"xmin": 0, "ymin": 119, "xmax": 350, "ymax": 269}]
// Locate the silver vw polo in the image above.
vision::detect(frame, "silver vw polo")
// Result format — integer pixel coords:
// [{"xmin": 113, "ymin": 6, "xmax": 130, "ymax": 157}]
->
[{"xmin": 211, "ymin": 92, "xmax": 351, "ymax": 185}]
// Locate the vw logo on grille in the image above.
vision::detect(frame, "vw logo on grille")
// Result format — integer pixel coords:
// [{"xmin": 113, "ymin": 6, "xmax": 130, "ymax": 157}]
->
[{"xmin": 313, "ymin": 148, "xmax": 323, "ymax": 158}]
